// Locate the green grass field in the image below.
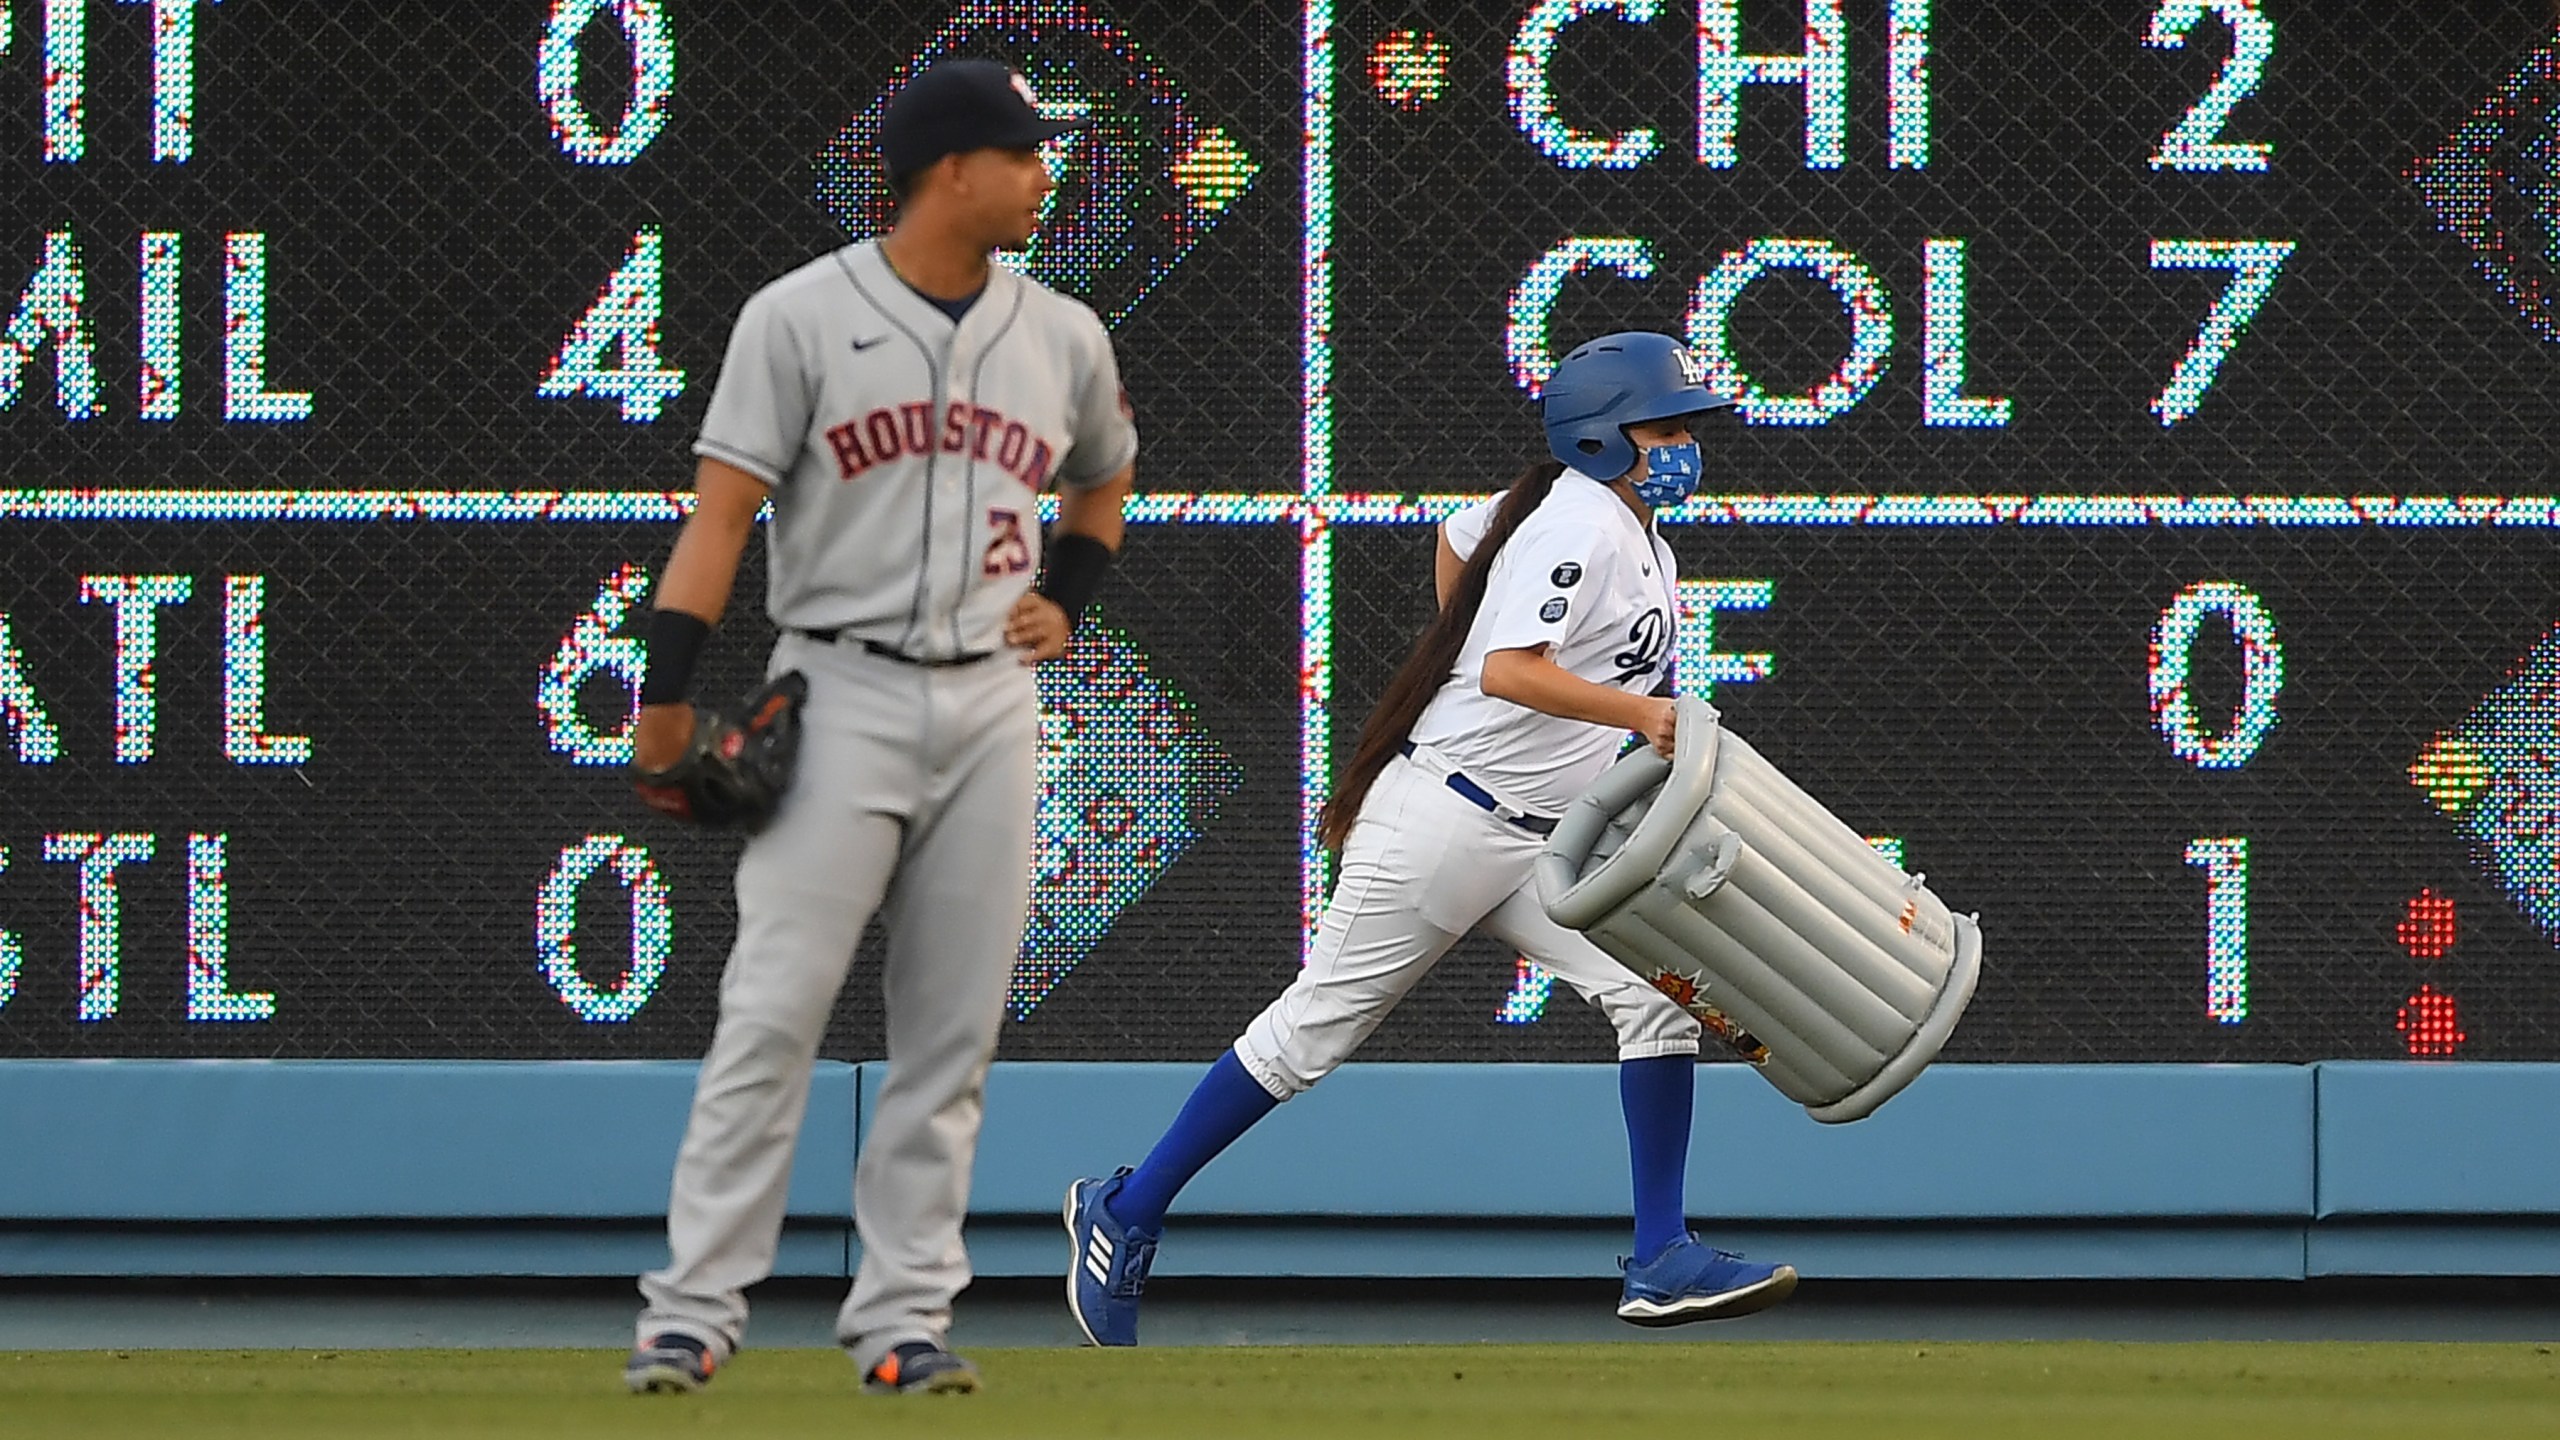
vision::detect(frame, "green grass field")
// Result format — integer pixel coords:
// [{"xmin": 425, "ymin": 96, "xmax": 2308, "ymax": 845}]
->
[{"xmin": 5, "ymin": 1343, "xmax": 2557, "ymax": 1439}]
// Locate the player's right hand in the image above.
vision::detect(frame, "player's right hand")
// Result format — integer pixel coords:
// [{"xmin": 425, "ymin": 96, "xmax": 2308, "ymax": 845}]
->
[
  {"xmin": 1638, "ymin": 697, "xmax": 1677, "ymax": 757},
  {"xmin": 632, "ymin": 702, "xmax": 696, "ymax": 772},
  {"xmin": 1004, "ymin": 593, "xmax": 1071, "ymax": 664}
]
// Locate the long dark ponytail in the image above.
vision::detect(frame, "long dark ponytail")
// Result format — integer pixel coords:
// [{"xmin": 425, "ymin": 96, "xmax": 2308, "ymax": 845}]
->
[{"xmin": 1316, "ymin": 458, "xmax": 1567, "ymax": 851}]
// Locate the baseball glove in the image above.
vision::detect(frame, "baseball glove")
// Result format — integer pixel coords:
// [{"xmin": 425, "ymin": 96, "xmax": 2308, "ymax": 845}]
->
[{"xmin": 629, "ymin": 670, "xmax": 808, "ymax": 829}]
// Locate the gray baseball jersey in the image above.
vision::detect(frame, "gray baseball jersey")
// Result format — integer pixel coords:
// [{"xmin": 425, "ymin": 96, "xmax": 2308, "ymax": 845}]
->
[{"xmin": 693, "ymin": 240, "xmax": 1138, "ymax": 659}]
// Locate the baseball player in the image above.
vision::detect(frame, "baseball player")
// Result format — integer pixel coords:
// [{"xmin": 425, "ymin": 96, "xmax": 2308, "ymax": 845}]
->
[
  {"xmin": 1063, "ymin": 334, "xmax": 1797, "ymax": 1346},
  {"xmin": 623, "ymin": 60, "xmax": 1137, "ymax": 1396}
]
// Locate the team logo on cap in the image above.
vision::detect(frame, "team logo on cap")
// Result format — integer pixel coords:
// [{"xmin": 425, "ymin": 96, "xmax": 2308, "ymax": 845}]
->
[
  {"xmin": 1009, "ymin": 70, "xmax": 1042, "ymax": 108},
  {"xmin": 1673, "ymin": 347, "xmax": 1706, "ymax": 388}
]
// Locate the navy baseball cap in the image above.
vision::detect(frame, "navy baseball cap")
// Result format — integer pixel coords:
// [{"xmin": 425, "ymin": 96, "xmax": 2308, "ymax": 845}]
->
[{"xmin": 881, "ymin": 60, "xmax": 1079, "ymax": 186}]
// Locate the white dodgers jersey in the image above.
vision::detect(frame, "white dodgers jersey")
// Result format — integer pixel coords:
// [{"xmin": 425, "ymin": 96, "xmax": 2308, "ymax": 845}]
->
[
  {"xmin": 1406, "ymin": 472, "xmax": 1679, "ymax": 814},
  {"xmin": 693, "ymin": 241, "xmax": 1138, "ymax": 659}
]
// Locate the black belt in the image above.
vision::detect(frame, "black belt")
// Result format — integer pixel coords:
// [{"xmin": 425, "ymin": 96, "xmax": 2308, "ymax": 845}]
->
[
  {"xmin": 1398, "ymin": 741, "xmax": 1557, "ymax": 836},
  {"xmin": 795, "ymin": 628, "xmax": 992, "ymax": 667}
]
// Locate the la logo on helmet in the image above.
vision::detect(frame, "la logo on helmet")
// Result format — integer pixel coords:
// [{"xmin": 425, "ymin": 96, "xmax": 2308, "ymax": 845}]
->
[{"xmin": 1673, "ymin": 347, "xmax": 1706, "ymax": 388}]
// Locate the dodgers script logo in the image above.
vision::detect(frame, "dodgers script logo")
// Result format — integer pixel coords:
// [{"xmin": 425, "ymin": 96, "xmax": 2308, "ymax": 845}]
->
[{"xmin": 1611, "ymin": 608, "xmax": 1669, "ymax": 685}]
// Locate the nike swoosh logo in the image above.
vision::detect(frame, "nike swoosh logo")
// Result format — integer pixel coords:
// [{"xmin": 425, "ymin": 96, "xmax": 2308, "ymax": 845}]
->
[{"xmin": 851, "ymin": 334, "xmax": 888, "ymax": 352}]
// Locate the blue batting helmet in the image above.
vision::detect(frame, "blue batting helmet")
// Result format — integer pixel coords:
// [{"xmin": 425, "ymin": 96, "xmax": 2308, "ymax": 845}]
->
[{"xmin": 1540, "ymin": 332, "xmax": 1727, "ymax": 479}]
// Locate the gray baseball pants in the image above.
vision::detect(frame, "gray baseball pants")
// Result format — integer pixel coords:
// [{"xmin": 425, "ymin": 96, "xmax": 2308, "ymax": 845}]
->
[{"xmin": 638, "ymin": 631, "xmax": 1037, "ymax": 1374}]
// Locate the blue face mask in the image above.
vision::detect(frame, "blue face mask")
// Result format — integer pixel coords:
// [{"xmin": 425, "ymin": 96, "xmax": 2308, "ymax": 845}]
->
[{"xmin": 1631, "ymin": 441, "xmax": 1701, "ymax": 508}]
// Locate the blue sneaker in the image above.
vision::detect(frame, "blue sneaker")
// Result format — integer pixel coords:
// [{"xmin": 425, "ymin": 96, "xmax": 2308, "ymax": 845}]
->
[
  {"xmin": 1063, "ymin": 1168, "xmax": 1157, "ymax": 1346},
  {"xmin": 1617, "ymin": 1235, "xmax": 1799, "ymax": 1326}
]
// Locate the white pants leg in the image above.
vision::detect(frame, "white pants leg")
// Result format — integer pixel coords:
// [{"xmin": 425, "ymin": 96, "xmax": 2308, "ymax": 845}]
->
[
  {"xmin": 1239, "ymin": 756, "xmax": 1563, "ymax": 1096},
  {"xmin": 1480, "ymin": 884, "xmax": 1702, "ymax": 1059}
]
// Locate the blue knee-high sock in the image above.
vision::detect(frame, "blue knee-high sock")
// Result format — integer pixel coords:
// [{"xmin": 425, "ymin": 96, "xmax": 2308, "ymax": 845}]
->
[
  {"xmin": 1108, "ymin": 1050, "xmax": 1282, "ymax": 1233},
  {"xmin": 1620, "ymin": 1054, "xmax": 1695, "ymax": 1266}
]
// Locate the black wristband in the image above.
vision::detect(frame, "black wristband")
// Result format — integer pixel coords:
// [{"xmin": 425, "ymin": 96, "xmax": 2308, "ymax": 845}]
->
[
  {"xmin": 638, "ymin": 608, "xmax": 713, "ymax": 705},
  {"xmin": 1036, "ymin": 532, "xmax": 1115, "ymax": 629}
]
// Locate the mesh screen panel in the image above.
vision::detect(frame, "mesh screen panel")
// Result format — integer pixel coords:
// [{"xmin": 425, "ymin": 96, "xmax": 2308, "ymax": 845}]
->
[{"xmin": 1, "ymin": 1, "xmax": 2555, "ymax": 1063}]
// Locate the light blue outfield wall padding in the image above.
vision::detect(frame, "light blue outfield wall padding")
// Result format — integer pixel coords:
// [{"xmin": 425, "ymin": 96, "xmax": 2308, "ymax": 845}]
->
[
  {"xmin": 1677, "ymin": 1063, "xmax": 2312, "ymax": 1220},
  {"xmin": 5, "ymin": 1057, "xmax": 2557, "ymax": 1282},
  {"xmin": 2307, "ymin": 1224, "xmax": 2560, "ymax": 1277},
  {"xmin": 0, "ymin": 1060, "xmax": 860, "ymax": 1221},
  {"xmin": 950, "ymin": 1062, "xmax": 1638, "ymax": 1218},
  {"xmin": 939, "ymin": 1062, "xmax": 2315, "ymax": 1221},
  {"xmin": 2314, "ymin": 1061, "xmax": 2560, "ymax": 1218},
  {"xmin": 0, "ymin": 1224, "xmax": 851, "ymax": 1279}
]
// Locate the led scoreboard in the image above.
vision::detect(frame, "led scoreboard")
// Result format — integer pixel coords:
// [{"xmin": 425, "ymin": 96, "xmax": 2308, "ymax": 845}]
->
[{"xmin": 0, "ymin": 1, "xmax": 2554, "ymax": 1066}]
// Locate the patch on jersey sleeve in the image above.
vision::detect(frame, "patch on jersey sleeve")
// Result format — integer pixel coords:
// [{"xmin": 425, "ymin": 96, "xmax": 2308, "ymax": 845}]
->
[
  {"xmin": 1550, "ymin": 561, "xmax": 1583, "ymax": 588},
  {"xmin": 1538, "ymin": 596, "xmax": 1569, "ymax": 623}
]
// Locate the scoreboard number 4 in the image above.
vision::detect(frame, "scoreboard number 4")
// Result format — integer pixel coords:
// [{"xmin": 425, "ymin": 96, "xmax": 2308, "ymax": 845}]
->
[
  {"xmin": 538, "ymin": 227, "xmax": 688, "ymax": 423},
  {"xmin": 534, "ymin": 3, "xmax": 688, "ymax": 422}
]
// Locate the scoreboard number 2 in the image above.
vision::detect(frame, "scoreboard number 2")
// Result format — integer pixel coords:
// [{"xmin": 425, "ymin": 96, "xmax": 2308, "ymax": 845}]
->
[{"xmin": 2145, "ymin": 0, "xmax": 2277, "ymax": 174}]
